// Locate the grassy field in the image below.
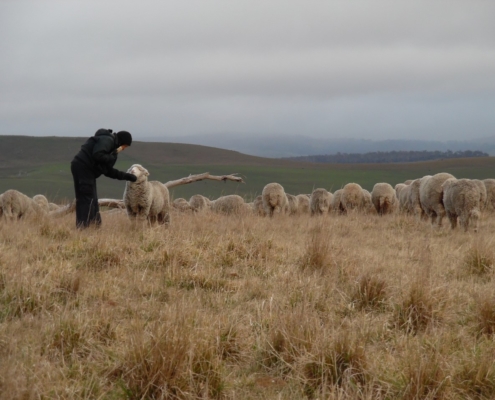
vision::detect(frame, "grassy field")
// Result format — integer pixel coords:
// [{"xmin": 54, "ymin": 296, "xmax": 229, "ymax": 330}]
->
[
  {"xmin": 2, "ymin": 158, "xmax": 495, "ymax": 203},
  {"xmin": 2, "ymin": 206, "xmax": 495, "ymax": 398}
]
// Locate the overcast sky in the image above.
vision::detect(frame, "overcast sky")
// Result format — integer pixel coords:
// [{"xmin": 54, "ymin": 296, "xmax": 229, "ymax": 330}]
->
[{"xmin": 1, "ymin": 1, "xmax": 494, "ymax": 142}]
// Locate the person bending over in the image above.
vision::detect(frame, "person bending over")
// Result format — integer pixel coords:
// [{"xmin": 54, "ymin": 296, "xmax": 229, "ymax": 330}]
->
[{"xmin": 71, "ymin": 128, "xmax": 137, "ymax": 228}]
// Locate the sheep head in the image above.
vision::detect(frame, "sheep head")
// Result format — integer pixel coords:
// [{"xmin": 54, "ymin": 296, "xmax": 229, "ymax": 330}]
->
[{"xmin": 127, "ymin": 164, "xmax": 149, "ymax": 182}]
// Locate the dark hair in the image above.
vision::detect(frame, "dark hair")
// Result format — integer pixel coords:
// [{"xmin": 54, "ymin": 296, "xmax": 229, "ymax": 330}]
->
[{"xmin": 116, "ymin": 131, "xmax": 132, "ymax": 146}]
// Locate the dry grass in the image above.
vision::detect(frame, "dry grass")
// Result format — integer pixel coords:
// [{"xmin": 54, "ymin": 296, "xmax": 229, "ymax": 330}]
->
[{"xmin": 1, "ymin": 210, "xmax": 495, "ymax": 399}]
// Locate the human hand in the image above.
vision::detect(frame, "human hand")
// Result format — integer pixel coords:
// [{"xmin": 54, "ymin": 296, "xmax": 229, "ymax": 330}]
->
[{"xmin": 125, "ymin": 173, "xmax": 137, "ymax": 182}]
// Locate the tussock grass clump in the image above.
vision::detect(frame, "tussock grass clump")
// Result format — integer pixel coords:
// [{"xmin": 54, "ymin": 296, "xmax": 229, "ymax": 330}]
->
[
  {"xmin": 461, "ymin": 240, "xmax": 495, "ymax": 277},
  {"xmin": 299, "ymin": 223, "xmax": 332, "ymax": 272},
  {"xmin": 111, "ymin": 321, "xmax": 224, "ymax": 399},
  {"xmin": 396, "ymin": 345, "xmax": 447, "ymax": 400},
  {"xmin": 350, "ymin": 272, "xmax": 388, "ymax": 311},
  {"xmin": 473, "ymin": 293, "xmax": 495, "ymax": 337},
  {"xmin": 452, "ymin": 339, "xmax": 495, "ymax": 398},
  {"xmin": 300, "ymin": 334, "xmax": 367, "ymax": 398},
  {"xmin": 0, "ymin": 285, "xmax": 44, "ymax": 321},
  {"xmin": 391, "ymin": 282, "xmax": 441, "ymax": 335}
]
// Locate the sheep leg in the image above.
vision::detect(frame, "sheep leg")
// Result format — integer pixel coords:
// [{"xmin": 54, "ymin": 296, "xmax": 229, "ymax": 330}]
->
[{"xmin": 446, "ymin": 212, "xmax": 457, "ymax": 230}]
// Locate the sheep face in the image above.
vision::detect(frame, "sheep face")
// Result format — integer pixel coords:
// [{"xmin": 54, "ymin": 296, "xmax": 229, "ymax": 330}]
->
[{"xmin": 127, "ymin": 164, "xmax": 149, "ymax": 182}]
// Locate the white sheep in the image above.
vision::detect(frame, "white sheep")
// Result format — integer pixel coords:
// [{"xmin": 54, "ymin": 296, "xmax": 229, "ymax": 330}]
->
[
  {"xmin": 371, "ymin": 183, "xmax": 398, "ymax": 215},
  {"xmin": 210, "ymin": 194, "xmax": 245, "ymax": 215},
  {"xmin": 295, "ymin": 194, "xmax": 310, "ymax": 214},
  {"xmin": 409, "ymin": 177, "xmax": 430, "ymax": 220},
  {"xmin": 310, "ymin": 188, "xmax": 333, "ymax": 216},
  {"xmin": 33, "ymin": 194, "xmax": 50, "ymax": 213},
  {"xmin": 442, "ymin": 178, "xmax": 482, "ymax": 232},
  {"xmin": 252, "ymin": 195, "xmax": 265, "ymax": 216},
  {"xmin": 172, "ymin": 198, "xmax": 192, "ymax": 212},
  {"xmin": 331, "ymin": 189, "xmax": 345, "ymax": 214},
  {"xmin": 394, "ymin": 183, "xmax": 408, "ymax": 199},
  {"xmin": 341, "ymin": 183, "xmax": 365, "ymax": 213},
  {"xmin": 419, "ymin": 172, "xmax": 455, "ymax": 226},
  {"xmin": 261, "ymin": 183, "xmax": 288, "ymax": 217},
  {"xmin": 362, "ymin": 189, "xmax": 377, "ymax": 214},
  {"xmin": 189, "ymin": 194, "xmax": 211, "ymax": 212},
  {"xmin": 483, "ymin": 179, "xmax": 495, "ymax": 212},
  {"xmin": 398, "ymin": 183, "xmax": 412, "ymax": 214},
  {"xmin": 48, "ymin": 202, "xmax": 60, "ymax": 212},
  {"xmin": 123, "ymin": 164, "xmax": 170, "ymax": 225},
  {"xmin": 1, "ymin": 189, "xmax": 45, "ymax": 221},
  {"xmin": 472, "ymin": 179, "xmax": 487, "ymax": 211},
  {"xmin": 285, "ymin": 194, "xmax": 299, "ymax": 215}
]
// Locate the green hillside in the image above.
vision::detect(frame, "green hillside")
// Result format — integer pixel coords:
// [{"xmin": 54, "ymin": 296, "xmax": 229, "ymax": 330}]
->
[{"xmin": 1, "ymin": 135, "xmax": 495, "ymax": 203}]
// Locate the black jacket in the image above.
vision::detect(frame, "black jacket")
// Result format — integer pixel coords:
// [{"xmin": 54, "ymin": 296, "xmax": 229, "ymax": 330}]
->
[{"xmin": 72, "ymin": 129, "xmax": 128, "ymax": 180}]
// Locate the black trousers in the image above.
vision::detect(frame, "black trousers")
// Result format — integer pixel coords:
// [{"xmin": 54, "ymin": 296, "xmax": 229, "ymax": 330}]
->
[{"xmin": 71, "ymin": 160, "xmax": 101, "ymax": 228}]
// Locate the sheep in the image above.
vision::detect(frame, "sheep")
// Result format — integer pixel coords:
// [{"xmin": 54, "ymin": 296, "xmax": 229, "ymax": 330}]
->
[
  {"xmin": 409, "ymin": 177, "xmax": 430, "ymax": 220},
  {"xmin": 210, "ymin": 194, "xmax": 245, "ymax": 215},
  {"xmin": 394, "ymin": 183, "xmax": 408, "ymax": 199},
  {"xmin": 472, "ymin": 179, "xmax": 487, "ymax": 211},
  {"xmin": 48, "ymin": 202, "xmax": 60, "ymax": 212},
  {"xmin": 341, "ymin": 183, "xmax": 365, "ymax": 213},
  {"xmin": 261, "ymin": 183, "xmax": 288, "ymax": 217},
  {"xmin": 252, "ymin": 195, "xmax": 265, "ymax": 216},
  {"xmin": 0, "ymin": 193, "xmax": 3, "ymax": 219},
  {"xmin": 33, "ymin": 194, "xmax": 50, "ymax": 213},
  {"xmin": 419, "ymin": 172, "xmax": 455, "ymax": 226},
  {"xmin": 442, "ymin": 178, "xmax": 482, "ymax": 232},
  {"xmin": 295, "ymin": 194, "xmax": 310, "ymax": 214},
  {"xmin": 310, "ymin": 188, "xmax": 333, "ymax": 216},
  {"xmin": 1, "ymin": 189, "xmax": 45, "ymax": 221},
  {"xmin": 483, "ymin": 179, "xmax": 495, "ymax": 212},
  {"xmin": 371, "ymin": 183, "xmax": 398, "ymax": 215},
  {"xmin": 285, "ymin": 194, "xmax": 299, "ymax": 215},
  {"xmin": 123, "ymin": 164, "xmax": 170, "ymax": 225},
  {"xmin": 362, "ymin": 189, "xmax": 377, "ymax": 214},
  {"xmin": 398, "ymin": 184, "xmax": 412, "ymax": 214},
  {"xmin": 331, "ymin": 189, "xmax": 345, "ymax": 214},
  {"xmin": 172, "ymin": 198, "xmax": 192, "ymax": 212},
  {"xmin": 404, "ymin": 180, "xmax": 414, "ymax": 185},
  {"xmin": 189, "ymin": 194, "xmax": 211, "ymax": 212}
]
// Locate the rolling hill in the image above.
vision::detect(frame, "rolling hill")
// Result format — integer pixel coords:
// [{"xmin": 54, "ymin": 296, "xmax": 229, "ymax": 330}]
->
[{"xmin": 2, "ymin": 135, "xmax": 495, "ymax": 203}]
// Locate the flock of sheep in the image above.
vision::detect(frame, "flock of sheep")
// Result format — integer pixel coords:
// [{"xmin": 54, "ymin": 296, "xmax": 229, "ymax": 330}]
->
[
  {"xmin": 0, "ymin": 164, "xmax": 492, "ymax": 233},
  {"xmin": 173, "ymin": 171, "xmax": 491, "ymax": 233}
]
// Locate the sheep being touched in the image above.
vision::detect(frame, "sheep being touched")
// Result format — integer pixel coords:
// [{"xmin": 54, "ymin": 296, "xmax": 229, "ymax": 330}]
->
[
  {"xmin": 442, "ymin": 178, "xmax": 482, "ymax": 232},
  {"xmin": 371, "ymin": 183, "xmax": 398, "ymax": 215},
  {"xmin": 419, "ymin": 172, "xmax": 455, "ymax": 226},
  {"xmin": 261, "ymin": 182, "xmax": 288, "ymax": 217},
  {"xmin": 123, "ymin": 164, "xmax": 170, "ymax": 225}
]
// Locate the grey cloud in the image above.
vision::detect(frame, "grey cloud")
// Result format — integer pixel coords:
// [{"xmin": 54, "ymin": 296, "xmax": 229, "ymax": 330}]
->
[{"xmin": 0, "ymin": 1, "xmax": 494, "ymax": 142}]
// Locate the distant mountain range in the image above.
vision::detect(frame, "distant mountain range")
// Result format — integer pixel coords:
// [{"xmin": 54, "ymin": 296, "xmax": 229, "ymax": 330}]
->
[{"xmin": 141, "ymin": 133, "xmax": 495, "ymax": 158}]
